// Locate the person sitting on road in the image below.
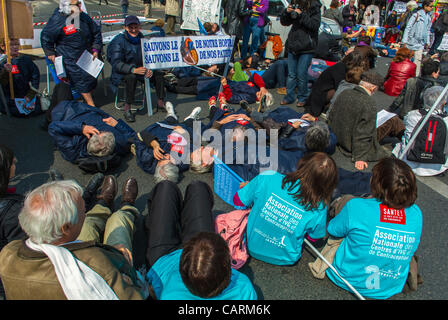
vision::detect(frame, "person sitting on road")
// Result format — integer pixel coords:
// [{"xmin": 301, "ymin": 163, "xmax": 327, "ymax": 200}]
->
[
  {"xmin": 0, "ymin": 38, "xmax": 43, "ymax": 117},
  {"xmin": 392, "ymin": 86, "xmax": 448, "ymax": 176},
  {"xmin": 323, "ymin": 157, "xmax": 422, "ymax": 299},
  {"xmin": 328, "ymin": 70, "xmax": 405, "ymax": 171},
  {"xmin": 233, "ymin": 152, "xmax": 338, "ymax": 266},
  {"xmin": 383, "ymin": 47, "xmax": 417, "ymax": 97},
  {"xmin": 0, "ymin": 178, "xmax": 148, "ymax": 300},
  {"xmin": 389, "ymin": 58, "xmax": 446, "ymax": 119},
  {"xmin": 107, "ymin": 15, "xmax": 166, "ymax": 122},
  {"xmin": 145, "ymin": 180, "xmax": 257, "ymax": 300},
  {"xmin": 47, "ymin": 83, "xmax": 136, "ymax": 165}
]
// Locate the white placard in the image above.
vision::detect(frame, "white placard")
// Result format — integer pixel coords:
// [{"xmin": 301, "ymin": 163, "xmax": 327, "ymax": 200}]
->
[
  {"xmin": 376, "ymin": 109, "xmax": 397, "ymax": 128},
  {"xmin": 142, "ymin": 35, "xmax": 234, "ymax": 70},
  {"xmin": 76, "ymin": 50, "xmax": 104, "ymax": 78},
  {"xmin": 181, "ymin": 0, "xmax": 222, "ymax": 31},
  {"xmin": 438, "ymin": 33, "xmax": 448, "ymax": 51}
]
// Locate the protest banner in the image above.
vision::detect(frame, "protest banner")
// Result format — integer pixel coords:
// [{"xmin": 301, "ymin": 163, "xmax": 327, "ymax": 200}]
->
[
  {"xmin": 141, "ymin": 35, "xmax": 234, "ymax": 70},
  {"xmin": 213, "ymin": 156, "xmax": 246, "ymax": 209},
  {"xmin": 181, "ymin": 0, "xmax": 222, "ymax": 31},
  {"xmin": 141, "ymin": 35, "xmax": 234, "ymax": 116}
]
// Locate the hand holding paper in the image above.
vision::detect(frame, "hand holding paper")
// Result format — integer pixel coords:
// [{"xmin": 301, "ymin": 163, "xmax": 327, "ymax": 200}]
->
[{"xmin": 76, "ymin": 50, "xmax": 104, "ymax": 78}]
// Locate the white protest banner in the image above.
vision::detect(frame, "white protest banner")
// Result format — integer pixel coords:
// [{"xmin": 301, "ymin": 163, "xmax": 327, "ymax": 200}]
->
[
  {"xmin": 438, "ymin": 33, "xmax": 448, "ymax": 51},
  {"xmin": 142, "ymin": 35, "xmax": 234, "ymax": 70},
  {"xmin": 392, "ymin": 1, "xmax": 407, "ymax": 14},
  {"xmin": 181, "ymin": 0, "xmax": 222, "ymax": 31}
]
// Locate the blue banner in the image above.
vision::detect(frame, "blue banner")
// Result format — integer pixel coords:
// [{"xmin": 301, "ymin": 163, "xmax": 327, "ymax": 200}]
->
[{"xmin": 213, "ymin": 156, "xmax": 246, "ymax": 209}]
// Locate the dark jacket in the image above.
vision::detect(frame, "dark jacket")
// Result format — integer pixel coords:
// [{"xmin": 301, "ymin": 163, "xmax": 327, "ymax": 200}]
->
[
  {"xmin": 107, "ymin": 31, "xmax": 145, "ymax": 94},
  {"xmin": 40, "ymin": 8, "xmax": 102, "ymax": 93},
  {"xmin": 323, "ymin": 7, "xmax": 344, "ymax": 26},
  {"xmin": 305, "ymin": 62, "xmax": 346, "ymax": 117},
  {"xmin": 48, "ymin": 100, "xmax": 136, "ymax": 163},
  {"xmin": 280, "ymin": 0, "xmax": 322, "ymax": 55},
  {"xmin": 328, "ymin": 86, "xmax": 390, "ymax": 162},
  {"xmin": 383, "ymin": 58, "xmax": 416, "ymax": 97},
  {"xmin": 224, "ymin": 0, "xmax": 247, "ymax": 38},
  {"xmin": 0, "ymin": 55, "xmax": 42, "ymax": 117},
  {"xmin": 341, "ymin": 4, "xmax": 357, "ymax": 28},
  {"xmin": 0, "ymin": 193, "xmax": 26, "ymax": 253},
  {"xmin": 438, "ymin": 61, "xmax": 448, "ymax": 83},
  {"xmin": 389, "ymin": 76, "xmax": 446, "ymax": 118}
]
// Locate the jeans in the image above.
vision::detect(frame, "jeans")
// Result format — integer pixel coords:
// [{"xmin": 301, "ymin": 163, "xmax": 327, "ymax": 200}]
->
[
  {"xmin": 144, "ymin": 180, "xmax": 214, "ymax": 268},
  {"xmin": 261, "ymin": 59, "xmax": 288, "ymax": 88},
  {"xmin": 285, "ymin": 52, "xmax": 313, "ymax": 104},
  {"xmin": 241, "ymin": 16, "xmax": 263, "ymax": 59}
]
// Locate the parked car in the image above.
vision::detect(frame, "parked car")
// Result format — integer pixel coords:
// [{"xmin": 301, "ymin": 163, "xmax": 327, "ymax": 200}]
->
[{"xmin": 266, "ymin": 0, "xmax": 342, "ymax": 61}]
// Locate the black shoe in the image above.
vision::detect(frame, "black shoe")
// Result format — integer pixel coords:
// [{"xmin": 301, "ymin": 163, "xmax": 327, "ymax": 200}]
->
[
  {"xmin": 97, "ymin": 175, "xmax": 117, "ymax": 211},
  {"xmin": 85, "ymin": 173, "xmax": 105, "ymax": 196},
  {"xmin": 121, "ymin": 177, "xmax": 138, "ymax": 207},
  {"xmin": 123, "ymin": 110, "xmax": 135, "ymax": 122},
  {"xmin": 258, "ymin": 94, "xmax": 267, "ymax": 113},
  {"xmin": 278, "ymin": 125, "xmax": 295, "ymax": 139},
  {"xmin": 240, "ymin": 100, "xmax": 251, "ymax": 112},
  {"xmin": 49, "ymin": 169, "xmax": 64, "ymax": 181}
]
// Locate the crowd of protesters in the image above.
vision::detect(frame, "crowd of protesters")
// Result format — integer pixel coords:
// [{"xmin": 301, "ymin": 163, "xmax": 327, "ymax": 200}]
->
[{"xmin": 1, "ymin": 0, "xmax": 447, "ymax": 301}]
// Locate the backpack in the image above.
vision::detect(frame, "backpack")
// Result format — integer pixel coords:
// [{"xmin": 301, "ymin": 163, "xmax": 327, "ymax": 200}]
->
[
  {"xmin": 407, "ymin": 109, "xmax": 448, "ymax": 164},
  {"xmin": 214, "ymin": 209, "xmax": 250, "ymax": 270},
  {"xmin": 75, "ymin": 153, "xmax": 122, "ymax": 174}
]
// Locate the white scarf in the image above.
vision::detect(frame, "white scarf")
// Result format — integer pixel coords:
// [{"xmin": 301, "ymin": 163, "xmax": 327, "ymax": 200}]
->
[{"xmin": 25, "ymin": 239, "xmax": 119, "ymax": 300}]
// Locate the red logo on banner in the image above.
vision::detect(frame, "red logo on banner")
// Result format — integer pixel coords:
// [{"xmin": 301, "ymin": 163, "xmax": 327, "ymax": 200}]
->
[
  {"xmin": 247, "ymin": 82, "xmax": 255, "ymax": 87},
  {"xmin": 380, "ymin": 204, "xmax": 406, "ymax": 225},
  {"xmin": 171, "ymin": 144, "xmax": 184, "ymax": 155},
  {"xmin": 11, "ymin": 65, "xmax": 19, "ymax": 74},
  {"xmin": 236, "ymin": 119, "xmax": 249, "ymax": 125},
  {"xmin": 63, "ymin": 24, "xmax": 77, "ymax": 35}
]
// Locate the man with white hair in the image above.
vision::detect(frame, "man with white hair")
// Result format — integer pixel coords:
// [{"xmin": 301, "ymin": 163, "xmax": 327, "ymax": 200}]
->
[
  {"xmin": 393, "ymin": 86, "xmax": 448, "ymax": 176},
  {"xmin": 48, "ymin": 84, "xmax": 136, "ymax": 164},
  {"xmin": 0, "ymin": 176, "xmax": 147, "ymax": 300}
]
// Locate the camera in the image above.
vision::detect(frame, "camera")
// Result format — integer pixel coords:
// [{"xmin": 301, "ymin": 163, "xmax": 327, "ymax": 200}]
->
[{"xmin": 290, "ymin": 4, "xmax": 301, "ymax": 19}]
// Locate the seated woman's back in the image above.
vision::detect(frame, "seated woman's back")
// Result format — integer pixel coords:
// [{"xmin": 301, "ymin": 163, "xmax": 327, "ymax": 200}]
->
[{"xmin": 236, "ymin": 152, "xmax": 338, "ymax": 265}]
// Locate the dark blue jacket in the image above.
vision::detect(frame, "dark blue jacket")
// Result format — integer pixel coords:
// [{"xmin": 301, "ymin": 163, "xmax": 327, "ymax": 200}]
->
[
  {"xmin": 107, "ymin": 31, "xmax": 144, "ymax": 94},
  {"xmin": 0, "ymin": 55, "xmax": 42, "ymax": 116},
  {"xmin": 41, "ymin": 8, "xmax": 102, "ymax": 93},
  {"xmin": 48, "ymin": 100, "xmax": 136, "ymax": 163},
  {"xmin": 134, "ymin": 121, "xmax": 206, "ymax": 174}
]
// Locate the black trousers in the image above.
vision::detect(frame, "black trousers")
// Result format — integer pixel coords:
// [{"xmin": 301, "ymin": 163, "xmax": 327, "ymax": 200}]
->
[
  {"xmin": 124, "ymin": 70, "xmax": 165, "ymax": 104},
  {"xmin": 45, "ymin": 82, "xmax": 74, "ymax": 122},
  {"xmin": 144, "ymin": 180, "xmax": 214, "ymax": 268},
  {"xmin": 175, "ymin": 77, "xmax": 198, "ymax": 95}
]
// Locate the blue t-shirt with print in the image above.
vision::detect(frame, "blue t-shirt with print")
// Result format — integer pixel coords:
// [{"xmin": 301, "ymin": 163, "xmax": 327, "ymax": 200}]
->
[
  {"xmin": 237, "ymin": 171, "xmax": 327, "ymax": 265},
  {"xmin": 146, "ymin": 249, "xmax": 257, "ymax": 300},
  {"xmin": 326, "ymin": 197, "xmax": 422, "ymax": 299}
]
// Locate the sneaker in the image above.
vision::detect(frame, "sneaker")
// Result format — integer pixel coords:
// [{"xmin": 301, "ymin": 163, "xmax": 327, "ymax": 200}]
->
[
  {"xmin": 184, "ymin": 107, "xmax": 202, "ymax": 121},
  {"xmin": 165, "ymin": 101, "xmax": 177, "ymax": 120},
  {"xmin": 218, "ymin": 92, "xmax": 227, "ymax": 110},
  {"xmin": 123, "ymin": 109, "xmax": 135, "ymax": 123},
  {"xmin": 277, "ymin": 87, "xmax": 287, "ymax": 95},
  {"xmin": 208, "ymin": 96, "xmax": 217, "ymax": 111}
]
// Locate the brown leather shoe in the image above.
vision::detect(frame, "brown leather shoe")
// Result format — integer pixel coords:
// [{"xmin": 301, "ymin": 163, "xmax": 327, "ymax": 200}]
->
[
  {"xmin": 96, "ymin": 175, "xmax": 117, "ymax": 210},
  {"xmin": 121, "ymin": 177, "xmax": 138, "ymax": 206}
]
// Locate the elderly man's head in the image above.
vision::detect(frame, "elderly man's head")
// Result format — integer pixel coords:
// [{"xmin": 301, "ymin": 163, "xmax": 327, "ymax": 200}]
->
[
  {"xmin": 86, "ymin": 132, "xmax": 115, "ymax": 157},
  {"xmin": 18, "ymin": 180, "xmax": 85, "ymax": 245},
  {"xmin": 423, "ymin": 86, "xmax": 448, "ymax": 112},
  {"xmin": 359, "ymin": 70, "xmax": 384, "ymax": 95},
  {"xmin": 154, "ymin": 159, "xmax": 180, "ymax": 184}
]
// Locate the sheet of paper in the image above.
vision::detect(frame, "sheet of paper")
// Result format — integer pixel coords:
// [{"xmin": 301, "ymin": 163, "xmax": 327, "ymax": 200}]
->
[
  {"xmin": 376, "ymin": 109, "xmax": 397, "ymax": 128},
  {"xmin": 54, "ymin": 56, "xmax": 66, "ymax": 78},
  {"xmin": 76, "ymin": 50, "xmax": 104, "ymax": 78},
  {"xmin": 288, "ymin": 118, "xmax": 310, "ymax": 127}
]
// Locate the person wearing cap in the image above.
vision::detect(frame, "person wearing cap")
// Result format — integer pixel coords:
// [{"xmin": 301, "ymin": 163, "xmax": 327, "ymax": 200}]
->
[
  {"xmin": 328, "ymin": 70, "xmax": 405, "ymax": 171},
  {"xmin": 107, "ymin": 15, "xmax": 166, "ymax": 122}
]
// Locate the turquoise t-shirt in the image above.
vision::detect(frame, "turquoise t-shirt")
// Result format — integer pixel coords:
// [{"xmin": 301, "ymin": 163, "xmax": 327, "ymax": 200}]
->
[
  {"xmin": 237, "ymin": 171, "xmax": 327, "ymax": 265},
  {"xmin": 326, "ymin": 197, "xmax": 422, "ymax": 299},
  {"xmin": 146, "ymin": 249, "xmax": 257, "ymax": 300}
]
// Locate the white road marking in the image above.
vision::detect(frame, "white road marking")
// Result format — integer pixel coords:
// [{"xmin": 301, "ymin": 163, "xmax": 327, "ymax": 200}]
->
[{"xmin": 416, "ymin": 176, "xmax": 448, "ymax": 199}]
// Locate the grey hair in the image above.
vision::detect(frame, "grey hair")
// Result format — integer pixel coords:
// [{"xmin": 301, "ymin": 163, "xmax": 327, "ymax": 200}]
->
[
  {"xmin": 305, "ymin": 121, "xmax": 330, "ymax": 152},
  {"xmin": 154, "ymin": 161, "xmax": 179, "ymax": 184},
  {"xmin": 423, "ymin": 86, "xmax": 448, "ymax": 112},
  {"xmin": 189, "ymin": 161, "xmax": 213, "ymax": 174},
  {"xmin": 59, "ymin": 0, "xmax": 73, "ymax": 14},
  {"xmin": 18, "ymin": 180, "xmax": 84, "ymax": 244},
  {"xmin": 87, "ymin": 132, "xmax": 115, "ymax": 157}
]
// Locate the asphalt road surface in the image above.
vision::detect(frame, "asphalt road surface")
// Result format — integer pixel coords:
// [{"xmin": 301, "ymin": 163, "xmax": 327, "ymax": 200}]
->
[{"xmin": 2, "ymin": 0, "xmax": 447, "ymax": 301}]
